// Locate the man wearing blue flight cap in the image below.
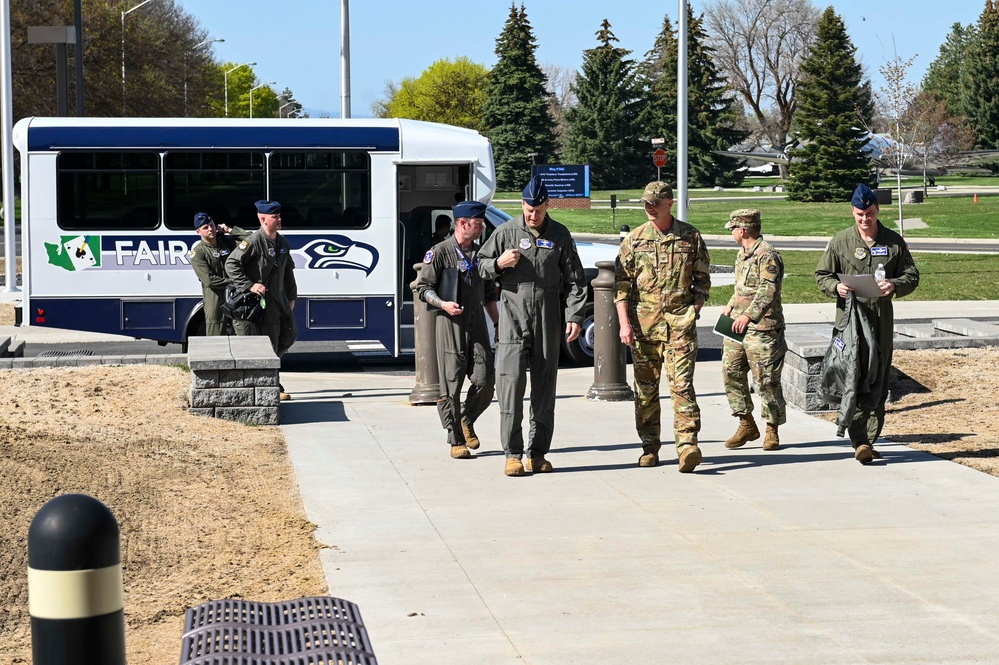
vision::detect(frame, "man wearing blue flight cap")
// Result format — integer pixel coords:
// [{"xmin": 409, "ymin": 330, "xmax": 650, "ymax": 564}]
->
[
  {"xmin": 415, "ymin": 201, "xmax": 500, "ymax": 460},
  {"xmin": 478, "ymin": 175, "xmax": 587, "ymax": 476},
  {"xmin": 189, "ymin": 211, "xmax": 250, "ymax": 336},
  {"xmin": 815, "ymin": 183, "xmax": 920, "ymax": 464},
  {"xmin": 225, "ymin": 200, "xmax": 298, "ymax": 400}
]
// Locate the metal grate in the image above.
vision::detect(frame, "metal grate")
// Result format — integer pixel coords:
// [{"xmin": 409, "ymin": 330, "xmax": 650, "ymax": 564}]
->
[
  {"xmin": 179, "ymin": 597, "xmax": 377, "ymax": 665},
  {"xmin": 35, "ymin": 349, "xmax": 96, "ymax": 358}
]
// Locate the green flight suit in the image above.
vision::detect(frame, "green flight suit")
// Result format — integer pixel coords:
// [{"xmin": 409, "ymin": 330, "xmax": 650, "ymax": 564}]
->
[
  {"xmin": 414, "ymin": 238, "xmax": 497, "ymax": 446},
  {"xmin": 224, "ymin": 229, "xmax": 298, "ymax": 357},
  {"xmin": 722, "ymin": 237, "xmax": 787, "ymax": 427},
  {"xmin": 614, "ymin": 219, "xmax": 711, "ymax": 449},
  {"xmin": 478, "ymin": 214, "xmax": 586, "ymax": 461},
  {"xmin": 189, "ymin": 227, "xmax": 250, "ymax": 336},
  {"xmin": 815, "ymin": 220, "xmax": 920, "ymax": 446}
]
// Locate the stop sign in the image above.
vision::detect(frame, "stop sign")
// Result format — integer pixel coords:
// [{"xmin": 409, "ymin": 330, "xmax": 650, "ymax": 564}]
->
[{"xmin": 653, "ymin": 149, "xmax": 668, "ymax": 168}]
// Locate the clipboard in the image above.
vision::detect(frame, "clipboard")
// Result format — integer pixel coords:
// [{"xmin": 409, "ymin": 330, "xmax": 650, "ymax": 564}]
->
[
  {"xmin": 713, "ymin": 314, "xmax": 746, "ymax": 344},
  {"xmin": 837, "ymin": 273, "xmax": 882, "ymax": 298},
  {"xmin": 427, "ymin": 267, "xmax": 459, "ymax": 310}
]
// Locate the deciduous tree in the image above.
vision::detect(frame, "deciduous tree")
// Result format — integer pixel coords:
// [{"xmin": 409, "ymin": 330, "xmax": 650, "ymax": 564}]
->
[{"xmin": 381, "ymin": 57, "xmax": 489, "ymax": 131}]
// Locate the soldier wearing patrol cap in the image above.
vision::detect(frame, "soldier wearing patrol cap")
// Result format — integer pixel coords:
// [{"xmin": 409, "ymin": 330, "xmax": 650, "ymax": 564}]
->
[
  {"xmin": 415, "ymin": 201, "xmax": 500, "ymax": 460},
  {"xmin": 815, "ymin": 183, "xmax": 920, "ymax": 464},
  {"xmin": 478, "ymin": 175, "xmax": 587, "ymax": 477},
  {"xmin": 225, "ymin": 200, "xmax": 298, "ymax": 400},
  {"xmin": 615, "ymin": 181, "xmax": 711, "ymax": 472},
  {"xmin": 189, "ymin": 212, "xmax": 251, "ymax": 336},
  {"xmin": 720, "ymin": 209, "xmax": 787, "ymax": 451}
]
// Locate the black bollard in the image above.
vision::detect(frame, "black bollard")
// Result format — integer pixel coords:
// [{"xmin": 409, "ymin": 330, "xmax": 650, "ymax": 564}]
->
[
  {"xmin": 29, "ymin": 493, "xmax": 126, "ymax": 665},
  {"xmin": 409, "ymin": 263, "xmax": 440, "ymax": 405},
  {"xmin": 586, "ymin": 260, "xmax": 635, "ymax": 402},
  {"xmin": 619, "ymin": 224, "xmax": 630, "ymax": 243}
]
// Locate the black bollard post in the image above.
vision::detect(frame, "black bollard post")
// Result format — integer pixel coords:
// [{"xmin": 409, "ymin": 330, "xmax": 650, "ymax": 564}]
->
[
  {"xmin": 619, "ymin": 224, "xmax": 630, "ymax": 243},
  {"xmin": 29, "ymin": 494, "xmax": 126, "ymax": 665},
  {"xmin": 409, "ymin": 263, "xmax": 440, "ymax": 405},
  {"xmin": 586, "ymin": 260, "xmax": 635, "ymax": 402}
]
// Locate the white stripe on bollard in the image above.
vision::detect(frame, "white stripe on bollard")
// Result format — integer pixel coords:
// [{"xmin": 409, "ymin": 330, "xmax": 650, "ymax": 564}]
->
[{"xmin": 28, "ymin": 565, "xmax": 124, "ymax": 619}]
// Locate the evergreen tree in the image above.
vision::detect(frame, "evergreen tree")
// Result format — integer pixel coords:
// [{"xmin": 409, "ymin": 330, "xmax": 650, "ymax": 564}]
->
[
  {"xmin": 637, "ymin": 8, "xmax": 748, "ymax": 189},
  {"xmin": 963, "ymin": 1, "xmax": 999, "ymax": 148},
  {"xmin": 563, "ymin": 19, "xmax": 646, "ymax": 189},
  {"xmin": 923, "ymin": 22, "xmax": 975, "ymax": 120},
  {"xmin": 482, "ymin": 4, "xmax": 558, "ymax": 190},
  {"xmin": 786, "ymin": 8, "xmax": 873, "ymax": 202}
]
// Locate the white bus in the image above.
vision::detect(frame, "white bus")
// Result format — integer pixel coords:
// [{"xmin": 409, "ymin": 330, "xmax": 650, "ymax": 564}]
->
[{"xmin": 12, "ymin": 117, "xmax": 496, "ymax": 356}]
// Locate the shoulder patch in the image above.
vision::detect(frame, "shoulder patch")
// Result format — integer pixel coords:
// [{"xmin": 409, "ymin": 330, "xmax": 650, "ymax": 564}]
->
[
  {"xmin": 188, "ymin": 249, "xmax": 196, "ymax": 259},
  {"xmin": 238, "ymin": 240, "xmax": 249, "ymax": 250},
  {"xmin": 423, "ymin": 249, "xmax": 434, "ymax": 263}
]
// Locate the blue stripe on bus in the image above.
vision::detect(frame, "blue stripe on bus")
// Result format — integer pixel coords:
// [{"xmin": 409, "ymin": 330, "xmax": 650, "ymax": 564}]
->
[
  {"xmin": 27, "ymin": 126, "xmax": 401, "ymax": 152},
  {"xmin": 29, "ymin": 296, "xmax": 398, "ymax": 354}
]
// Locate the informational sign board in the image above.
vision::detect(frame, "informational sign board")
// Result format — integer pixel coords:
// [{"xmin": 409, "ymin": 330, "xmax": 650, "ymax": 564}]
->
[{"xmin": 531, "ymin": 164, "xmax": 590, "ymax": 199}]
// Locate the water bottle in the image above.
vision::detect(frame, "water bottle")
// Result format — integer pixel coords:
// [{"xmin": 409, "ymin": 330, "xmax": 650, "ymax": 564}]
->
[{"xmin": 874, "ymin": 263, "xmax": 886, "ymax": 282}]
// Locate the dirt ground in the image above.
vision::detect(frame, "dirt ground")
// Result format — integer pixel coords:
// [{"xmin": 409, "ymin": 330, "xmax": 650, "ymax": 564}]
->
[
  {"xmin": 0, "ymin": 365, "xmax": 327, "ymax": 664},
  {"xmin": 0, "ymin": 323, "xmax": 995, "ymax": 663}
]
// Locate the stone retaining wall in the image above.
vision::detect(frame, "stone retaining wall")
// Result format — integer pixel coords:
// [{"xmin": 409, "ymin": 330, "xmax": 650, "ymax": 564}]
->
[{"xmin": 188, "ymin": 336, "xmax": 281, "ymax": 425}]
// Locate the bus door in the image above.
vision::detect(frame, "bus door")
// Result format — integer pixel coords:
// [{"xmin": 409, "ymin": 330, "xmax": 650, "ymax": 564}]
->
[{"xmin": 395, "ymin": 163, "xmax": 471, "ymax": 353}]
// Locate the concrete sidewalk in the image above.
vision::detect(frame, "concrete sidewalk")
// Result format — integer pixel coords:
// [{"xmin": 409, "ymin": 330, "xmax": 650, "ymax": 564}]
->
[{"xmin": 279, "ymin": 362, "xmax": 999, "ymax": 665}]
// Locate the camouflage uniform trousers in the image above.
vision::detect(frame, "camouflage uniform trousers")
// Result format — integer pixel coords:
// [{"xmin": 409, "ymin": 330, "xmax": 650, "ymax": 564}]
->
[
  {"xmin": 721, "ymin": 329, "xmax": 787, "ymax": 426},
  {"xmin": 632, "ymin": 333, "xmax": 701, "ymax": 450}
]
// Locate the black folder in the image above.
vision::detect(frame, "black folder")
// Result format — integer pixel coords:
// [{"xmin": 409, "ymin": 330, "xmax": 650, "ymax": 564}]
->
[{"xmin": 427, "ymin": 267, "xmax": 459, "ymax": 310}]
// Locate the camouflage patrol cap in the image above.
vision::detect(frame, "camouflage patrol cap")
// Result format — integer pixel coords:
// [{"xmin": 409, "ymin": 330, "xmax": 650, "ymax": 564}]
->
[
  {"xmin": 640, "ymin": 181, "xmax": 673, "ymax": 206},
  {"xmin": 725, "ymin": 208, "xmax": 762, "ymax": 230}
]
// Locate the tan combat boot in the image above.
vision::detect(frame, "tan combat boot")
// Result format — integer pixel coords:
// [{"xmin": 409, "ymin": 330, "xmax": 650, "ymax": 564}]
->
[
  {"xmin": 504, "ymin": 457, "xmax": 525, "ymax": 476},
  {"xmin": 461, "ymin": 418, "xmax": 480, "ymax": 450},
  {"xmin": 855, "ymin": 444, "xmax": 874, "ymax": 465},
  {"xmin": 450, "ymin": 444, "xmax": 471, "ymax": 459},
  {"xmin": 639, "ymin": 443, "xmax": 661, "ymax": 467},
  {"xmin": 678, "ymin": 444, "xmax": 702, "ymax": 473},
  {"xmin": 525, "ymin": 457, "xmax": 554, "ymax": 473},
  {"xmin": 724, "ymin": 414, "xmax": 760, "ymax": 449},
  {"xmin": 763, "ymin": 424, "xmax": 780, "ymax": 451}
]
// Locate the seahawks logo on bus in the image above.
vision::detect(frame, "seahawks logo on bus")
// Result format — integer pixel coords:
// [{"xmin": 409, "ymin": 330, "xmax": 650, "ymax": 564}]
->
[{"xmin": 298, "ymin": 236, "xmax": 379, "ymax": 275}]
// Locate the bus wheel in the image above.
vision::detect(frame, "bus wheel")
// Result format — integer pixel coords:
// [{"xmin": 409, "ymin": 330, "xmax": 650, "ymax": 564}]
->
[{"xmin": 562, "ymin": 304, "xmax": 595, "ymax": 366}]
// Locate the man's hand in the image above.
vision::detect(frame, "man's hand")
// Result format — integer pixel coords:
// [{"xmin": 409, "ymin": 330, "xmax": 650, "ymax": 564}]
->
[
  {"xmin": 878, "ymin": 279, "xmax": 896, "ymax": 296},
  {"xmin": 731, "ymin": 314, "xmax": 751, "ymax": 334},
  {"xmin": 250, "ymin": 283, "xmax": 267, "ymax": 296},
  {"xmin": 619, "ymin": 320, "xmax": 634, "ymax": 346},
  {"xmin": 442, "ymin": 301, "xmax": 464, "ymax": 316},
  {"xmin": 836, "ymin": 282, "xmax": 854, "ymax": 297},
  {"xmin": 289, "ymin": 299, "xmax": 296, "ymax": 311},
  {"xmin": 721, "ymin": 305, "xmax": 733, "ymax": 317},
  {"xmin": 565, "ymin": 321, "xmax": 582, "ymax": 343},
  {"xmin": 218, "ymin": 223, "xmax": 232, "ymax": 234},
  {"xmin": 497, "ymin": 248, "xmax": 521, "ymax": 270}
]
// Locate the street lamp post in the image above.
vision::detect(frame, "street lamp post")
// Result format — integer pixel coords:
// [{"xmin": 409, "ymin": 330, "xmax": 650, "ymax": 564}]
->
[
  {"xmin": 279, "ymin": 101, "xmax": 294, "ymax": 118},
  {"xmin": 249, "ymin": 81, "xmax": 275, "ymax": 119},
  {"xmin": 224, "ymin": 62, "xmax": 256, "ymax": 117},
  {"xmin": 185, "ymin": 37, "xmax": 223, "ymax": 117},
  {"xmin": 121, "ymin": 0, "xmax": 159, "ymax": 116}
]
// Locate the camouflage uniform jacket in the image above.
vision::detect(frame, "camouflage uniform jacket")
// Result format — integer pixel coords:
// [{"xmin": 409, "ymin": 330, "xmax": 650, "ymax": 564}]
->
[
  {"xmin": 224, "ymin": 230, "xmax": 298, "ymax": 316},
  {"xmin": 726, "ymin": 236, "xmax": 785, "ymax": 332},
  {"xmin": 614, "ymin": 218, "xmax": 711, "ymax": 341}
]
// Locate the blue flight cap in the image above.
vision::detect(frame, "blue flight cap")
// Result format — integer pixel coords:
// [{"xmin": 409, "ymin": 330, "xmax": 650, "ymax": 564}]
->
[
  {"xmin": 452, "ymin": 200, "xmax": 487, "ymax": 219},
  {"xmin": 851, "ymin": 183, "xmax": 879, "ymax": 210},
  {"xmin": 522, "ymin": 175, "xmax": 549, "ymax": 206},
  {"xmin": 254, "ymin": 200, "xmax": 282, "ymax": 215},
  {"xmin": 193, "ymin": 211, "xmax": 212, "ymax": 229}
]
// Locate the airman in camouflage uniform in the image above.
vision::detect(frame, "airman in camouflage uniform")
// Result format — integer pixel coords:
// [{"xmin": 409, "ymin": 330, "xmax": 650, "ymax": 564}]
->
[
  {"xmin": 189, "ymin": 212, "xmax": 250, "ymax": 336},
  {"xmin": 414, "ymin": 201, "xmax": 499, "ymax": 460},
  {"xmin": 615, "ymin": 182, "xmax": 711, "ymax": 472},
  {"xmin": 720, "ymin": 209, "xmax": 787, "ymax": 452},
  {"xmin": 815, "ymin": 183, "xmax": 920, "ymax": 464}
]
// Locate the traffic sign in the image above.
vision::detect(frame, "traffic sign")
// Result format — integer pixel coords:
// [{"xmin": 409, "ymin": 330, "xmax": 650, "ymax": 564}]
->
[{"xmin": 652, "ymin": 149, "xmax": 668, "ymax": 168}]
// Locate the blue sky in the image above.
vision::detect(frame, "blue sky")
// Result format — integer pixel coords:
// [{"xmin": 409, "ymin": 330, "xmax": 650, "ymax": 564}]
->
[{"xmin": 177, "ymin": 0, "xmax": 984, "ymax": 118}]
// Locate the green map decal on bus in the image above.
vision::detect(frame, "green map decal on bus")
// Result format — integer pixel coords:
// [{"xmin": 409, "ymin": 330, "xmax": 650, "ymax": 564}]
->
[{"xmin": 45, "ymin": 235, "xmax": 102, "ymax": 271}]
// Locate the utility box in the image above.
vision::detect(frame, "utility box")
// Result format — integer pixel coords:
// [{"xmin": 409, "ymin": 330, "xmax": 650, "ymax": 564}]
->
[{"xmin": 875, "ymin": 188, "xmax": 892, "ymax": 205}]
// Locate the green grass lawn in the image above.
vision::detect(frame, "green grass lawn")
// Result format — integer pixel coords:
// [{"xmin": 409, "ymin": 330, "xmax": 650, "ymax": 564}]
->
[
  {"xmin": 494, "ymin": 195, "xmax": 999, "ymax": 238},
  {"xmin": 705, "ymin": 250, "xmax": 999, "ymax": 306}
]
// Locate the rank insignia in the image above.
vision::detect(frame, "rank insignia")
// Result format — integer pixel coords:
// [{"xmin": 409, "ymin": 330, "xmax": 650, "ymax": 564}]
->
[
  {"xmin": 854, "ymin": 248, "xmax": 866, "ymax": 259},
  {"xmin": 519, "ymin": 238, "xmax": 532, "ymax": 250},
  {"xmin": 423, "ymin": 250, "xmax": 434, "ymax": 263}
]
